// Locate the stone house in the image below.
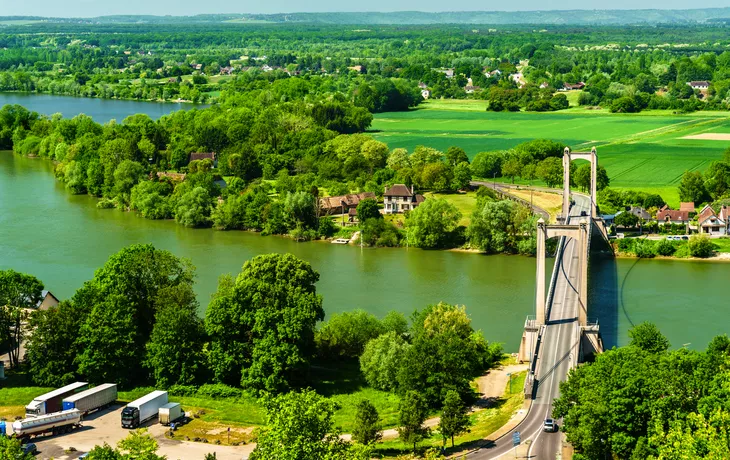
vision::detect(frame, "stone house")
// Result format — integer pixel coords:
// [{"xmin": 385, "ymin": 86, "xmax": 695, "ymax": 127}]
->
[{"xmin": 383, "ymin": 184, "xmax": 425, "ymax": 214}]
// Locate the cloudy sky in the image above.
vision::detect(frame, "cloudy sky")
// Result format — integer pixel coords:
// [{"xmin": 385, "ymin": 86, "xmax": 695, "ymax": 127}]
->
[{"xmin": 2, "ymin": 0, "xmax": 729, "ymax": 18}]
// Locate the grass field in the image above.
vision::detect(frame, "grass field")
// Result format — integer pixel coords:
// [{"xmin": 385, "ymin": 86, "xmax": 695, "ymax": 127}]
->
[
  {"xmin": 423, "ymin": 191, "xmax": 478, "ymax": 226},
  {"xmin": 372, "ymin": 100, "xmax": 730, "ymax": 207}
]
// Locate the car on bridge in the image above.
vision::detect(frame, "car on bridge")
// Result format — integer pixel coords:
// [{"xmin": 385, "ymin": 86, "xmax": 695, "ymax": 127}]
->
[{"xmin": 543, "ymin": 418, "xmax": 558, "ymax": 433}]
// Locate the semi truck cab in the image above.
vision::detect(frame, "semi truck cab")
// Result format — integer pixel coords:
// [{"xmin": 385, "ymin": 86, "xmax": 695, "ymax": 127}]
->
[{"xmin": 121, "ymin": 407, "xmax": 140, "ymax": 429}]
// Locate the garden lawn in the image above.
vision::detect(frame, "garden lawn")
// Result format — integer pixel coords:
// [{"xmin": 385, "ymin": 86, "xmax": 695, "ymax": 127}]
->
[
  {"xmin": 373, "ymin": 100, "xmax": 730, "ymax": 207},
  {"xmin": 423, "ymin": 191, "xmax": 478, "ymax": 226}
]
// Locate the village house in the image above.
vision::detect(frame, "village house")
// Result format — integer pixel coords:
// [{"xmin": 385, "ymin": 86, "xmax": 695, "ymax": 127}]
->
[
  {"xmin": 36, "ymin": 291, "xmax": 60, "ymax": 311},
  {"xmin": 562, "ymin": 82, "xmax": 585, "ymax": 91},
  {"xmin": 485, "ymin": 69, "xmax": 502, "ymax": 78},
  {"xmin": 539, "ymin": 82, "xmax": 550, "ymax": 89},
  {"xmin": 657, "ymin": 205, "xmax": 690, "ymax": 225},
  {"xmin": 687, "ymin": 81, "xmax": 710, "ymax": 90},
  {"xmin": 188, "ymin": 152, "xmax": 217, "ymax": 167},
  {"xmin": 627, "ymin": 206, "xmax": 651, "ymax": 221},
  {"xmin": 348, "ymin": 65, "xmax": 364, "ymax": 73},
  {"xmin": 437, "ymin": 68, "xmax": 455, "ymax": 78},
  {"xmin": 421, "ymin": 89, "xmax": 431, "ymax": 99},
  {"xmin": 219, "ymin": 66, "xmax": 234, "ymax": 75},
  {"xmin": 464, "ymin": 85, "xmax": 481, "ymax": 94},
  {"xmin": 383, "ymin": 184, "xmax": 425, "ymax": 214},
  {"xmin": 697, "ymin": 204, "xmax": 730, "ymax": 236},
  {"xmin": 418, "ymin": 82, "xmax": 428, "ymax": 89},
  {"xmin": 679, "ymin": 202, "xmax": 696, "ymax": 214},
  {"xmin": 156, "ymin": 171, "xmax": 187, "ymax": 182},
  {"xmin": 320, "ymin": 192, "xmax": 376, "ymax": 216}
]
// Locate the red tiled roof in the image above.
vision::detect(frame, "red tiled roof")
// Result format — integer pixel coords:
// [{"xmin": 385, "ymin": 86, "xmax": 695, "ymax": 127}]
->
[
  {"xmin": 657, "ymin": 209, "xmax": 689, "ymax": 222},
  {"xmin": 189, "ymin": 152, "xmax": 215, "ymax": 162},
  {"xmin": 320, "ymin": 192, "xmax": 375, "ymax": 211},
  {"xmin": 697, "ymin": 204, "xmax": 716, "ymax": 224},
  {"xmin": 679, "ymin": 202, "xmax": 695, "ymax": 213},
  {"xmin": 719, "ymin": 205, "xmax": 730, "ymax": 222}
]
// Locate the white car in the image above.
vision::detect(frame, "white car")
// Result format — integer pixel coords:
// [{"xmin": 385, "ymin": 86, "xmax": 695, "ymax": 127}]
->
[{"xmin": 543, "ymin": 418, "xmax": 558, "ymax": 432}]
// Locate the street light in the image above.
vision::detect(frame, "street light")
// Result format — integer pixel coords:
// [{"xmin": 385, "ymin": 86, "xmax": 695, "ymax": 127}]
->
[{"xmin": 507, "ymin": 372, "xmax": 512, "ymax": 394}]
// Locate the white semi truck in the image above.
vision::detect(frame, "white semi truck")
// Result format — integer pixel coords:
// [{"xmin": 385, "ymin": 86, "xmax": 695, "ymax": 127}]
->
[
  {"xmin": 12, "ymin": 409, "xmax": 82, "ymax": 440},
  {"xmin": 62, "ymin": 383, "xmax": 118, "ymax": 415},
  {"xmin": 25, "ymin": 382, "xmax": 89, "ymax": 417},
  {"xmin": 121, "ymin": 390, "xmax": 168, "ymax": 428}
]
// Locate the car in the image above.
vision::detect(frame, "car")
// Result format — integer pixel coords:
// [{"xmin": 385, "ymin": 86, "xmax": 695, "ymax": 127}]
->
[
  {"xmin": 21, "ymin": 443, "xmax": 37, "ymax": 455},
  {"xmin": 543, "ymin": 418, "xmax": 558, "ymax": 432},
  {"xmin": 681, "ymin": 235, "xmax": 689, "ymax": 240}
]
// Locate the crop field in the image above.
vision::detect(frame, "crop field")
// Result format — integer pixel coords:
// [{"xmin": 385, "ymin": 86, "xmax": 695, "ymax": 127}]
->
[{"xmin": 372, "ymin": 100, "xmax": 730, "ymax": 206}]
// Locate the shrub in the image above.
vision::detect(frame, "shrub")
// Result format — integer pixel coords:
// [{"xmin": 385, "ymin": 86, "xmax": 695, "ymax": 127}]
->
[
  {"xmin": 654, "ymin": 239, "xmax": 677, "ymax": 256},
  {"xmin": 687, "ymin": 235, "xmax": 715, "ymax": 258},
  {"xmin": 634, "ymin": 240, "xmax": 656, "ymax": 258}
]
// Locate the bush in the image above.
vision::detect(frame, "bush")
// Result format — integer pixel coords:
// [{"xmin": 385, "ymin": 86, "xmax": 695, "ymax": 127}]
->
[
  {"xmin": 687, "ymin": 235, "xmax": 715, "ymax": 258},
  {"xmin": 654, "ymin": 239, "xmax": 677, "ymax": 256},
  {"xmin": 634, "ymin": 240, "xmax": 656, "ymax": 258},
  {"xmin": 616, "ymin": 238, "xmax": 636, "ymax": 253},
  {"xmin": 97, "ymin": 198, "xmax": 116, "ymax": 209}
]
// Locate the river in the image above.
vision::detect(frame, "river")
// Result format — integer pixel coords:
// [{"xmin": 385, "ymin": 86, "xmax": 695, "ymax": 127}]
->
[
  {"xmin": 1, "ymin": 95, "xmax": 729, "ymax": 352},
  {"xmin": 0, "ymin": 93, "xmax": 202, "ymax": 122}
]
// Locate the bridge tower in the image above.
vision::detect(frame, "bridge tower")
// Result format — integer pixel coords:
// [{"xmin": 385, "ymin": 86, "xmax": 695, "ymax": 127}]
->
[{"xmin": 562, "ymin": 147, "xmax": 598, "ymax": 220}]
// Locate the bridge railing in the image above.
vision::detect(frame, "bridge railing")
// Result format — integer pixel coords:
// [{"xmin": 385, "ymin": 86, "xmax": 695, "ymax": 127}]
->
[{"xmin": 544, "ymin": 236, "xmax": 566, "ymax": 321}]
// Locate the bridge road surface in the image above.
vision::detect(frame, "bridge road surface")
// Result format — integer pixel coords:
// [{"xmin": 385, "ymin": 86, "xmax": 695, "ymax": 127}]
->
[{"xmin": 469, "ymin": 194, "xmax": 590, "ymax": 460}]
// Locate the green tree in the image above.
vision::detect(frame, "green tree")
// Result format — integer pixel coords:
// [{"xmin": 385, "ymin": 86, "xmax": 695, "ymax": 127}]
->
[
  {"xmin": 438, "ymin": 390, "xmax": 471, "ymax": 447},
  {"xmin": 501, "ymin": 158, "xmax": 521, "ymax": 184},
  {"xmin": 356, "ymin": 198, "xmax": 381, "ymax": 222},
  {"xmin": 359, "ymin": 331, "xmax": 410, "ymax": 391},
  {"xmin": 175, "ymin": 186, "xmax": 213, "ymax": 227},
  {"xmin": 688, "ymin": 234, "xmax": 715, "ymax": 258},
  {"xmin": 615, "ymin": 211, "xmax": 640, "ymax": 228},
  {"xmin": 352, "ymin": 399, "xmax": 382, "ymax": 445},
  {"xmin": 0, "ymin": 269, "xmax": 43, "ymax": 368},
  {"xmin": 405, "ymin": 198, "xmax": 462, "ymax": 249},
  {"xmin": 315, "ymin": 310, "xmax": 385, "ymax": 360},
  {"xmin": 470, "ymin": 151, "xmax": 503, "ymax": 178},
  {"xmin": 205, "ymin": 254, "xmax": 324, "ymax": 393},
  {"xmin": 117, "ymin": 428, "xmax": 165, "ymax": 459},
  {"xmin": 628, "ymin": 322, "xmax": 669, "ymax": 353},
  {"xmin": 86, "ymin": 444, "xmax": 123, "ymax": 460},
  {"xmin": 250, "ymin": 389, "xmax": 364, "ymax": 460},
  {"xmin": 145, "ymin": 284, "xmax": 207, "ymax": 387},
  {"xmin": 398, "ymin": 390, "xmax": 430, "ymax": 453},
  {"xmin": 452, "ymin": 162, "xmax": 472, "ymax": 191},
  {"xmin": 26, "ymin": 301, "xmax": 87, "ymax": 386},
  {"xmin": 284, "ymin": 191, "xmax": 317, "ymax": 230},
  {"xmin": 74, "ymin": 244, "xmax": 194, "ymax": 385},
  {"xmin": 113, "ymin": 159, "xmax": 145, "ymax": 204},
  {"xmin": 445, "ymin": 146, "xmax": 469, "ymax": 166},
  {"xmin": 0, "ymin": 435, "xmax": 35, "ymax": 459},
  {"xmin": 398, "ymin": 303, "xmax": 500, "ymax": 406},
  {"xmin": 387, "ymin": 148, "xmax": 411, "ymax": 170},
  {"xmin": 536, "ymin": 157, "xmax": 563, "ymax": 188},
  {"xmin": 678, "ymin": 171, "xmax": 709, "ymax": 204},
  {"xmin": 468, "ymin": 200, "xmax": 515, "ymax": 253}
]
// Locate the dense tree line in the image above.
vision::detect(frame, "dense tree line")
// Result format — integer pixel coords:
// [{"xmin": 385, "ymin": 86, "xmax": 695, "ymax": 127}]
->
[{"xmin": 555, "ymin": 322, "xmax": 730, "ymax": 459}]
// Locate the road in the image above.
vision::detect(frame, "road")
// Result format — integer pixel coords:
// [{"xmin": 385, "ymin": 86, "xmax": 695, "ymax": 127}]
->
[{"xmin": 468, "ymin": 195, "xmax": 590, "ymax": 460}]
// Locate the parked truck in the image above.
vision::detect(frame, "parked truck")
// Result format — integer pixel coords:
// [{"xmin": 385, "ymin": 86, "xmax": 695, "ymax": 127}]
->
[
  {"xmin": 121, "ymin": 390, "xmax": 168, "ymax": 428},
  {"xmin": 158, "ymin": 402, "xmax": 184, "ymax": 426},
  {"xmin": 25, "ymin": 382, "xmax": 89, "ymax": 417},
  {"xmin": 62, "ymin": 384, "xmax": 117, "ymax": 415},
  {"xmin": 12, "ymin": 409, "xmax": 82, "ymax": 440}
]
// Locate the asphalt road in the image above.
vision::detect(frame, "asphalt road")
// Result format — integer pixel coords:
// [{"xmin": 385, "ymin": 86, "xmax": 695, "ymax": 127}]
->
[{"xmin": 468, "ymin": 195, "xmax": 590, "ymax": 460}]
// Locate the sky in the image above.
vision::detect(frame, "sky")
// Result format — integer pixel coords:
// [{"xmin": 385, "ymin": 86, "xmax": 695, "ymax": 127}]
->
[{"xmin": 1, "ymin": 0, "xmax": 730, "ymax": 18}]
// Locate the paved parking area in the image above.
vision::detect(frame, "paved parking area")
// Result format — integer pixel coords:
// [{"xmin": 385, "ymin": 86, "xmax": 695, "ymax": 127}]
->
[{"xmin": 13, "ymin": 405, "xmax": 253, "ymax": 460}]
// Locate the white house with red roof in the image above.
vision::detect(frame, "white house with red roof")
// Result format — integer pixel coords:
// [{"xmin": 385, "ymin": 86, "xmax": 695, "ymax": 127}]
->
[{"xmin": 383, "ymin": 184, "xmax": 425, "ymax": 214}]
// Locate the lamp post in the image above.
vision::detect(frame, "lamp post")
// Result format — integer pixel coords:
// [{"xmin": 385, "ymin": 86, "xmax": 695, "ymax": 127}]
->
[{"xmin": 507, "ymin": 372, "xmax": 512, "ymax": 394}]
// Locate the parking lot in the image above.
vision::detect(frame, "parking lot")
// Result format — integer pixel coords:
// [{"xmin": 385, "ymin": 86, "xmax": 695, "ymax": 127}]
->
[{"xmin": 12, "ymin": 405, "xmax": 254, "ymax": 460}]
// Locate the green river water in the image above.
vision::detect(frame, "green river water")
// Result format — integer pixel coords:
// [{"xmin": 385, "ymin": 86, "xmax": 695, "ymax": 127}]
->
[{"xmin": 1, "ymin": 94, "xmax": 728, "ymax": 352}]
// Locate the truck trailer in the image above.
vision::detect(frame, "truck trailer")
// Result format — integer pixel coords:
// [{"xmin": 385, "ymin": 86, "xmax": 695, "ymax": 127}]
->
[
  {"xmin": 121, "ymin": 390, "xmax": 168, "ymax": 428},
  {"xmin": 12, "ymin": 409, "xmax": 82, "ymax": 440},
  {"xmin": 158, "ymin": 402, "xmax": 184, "ymax": 426},
  {"xmin": 25, "ymin": 382, "xmax": 89, "ymax": 417},
  {"xmin": 62, "ymin": 383, "xmax": 117, "ymax": 415}
]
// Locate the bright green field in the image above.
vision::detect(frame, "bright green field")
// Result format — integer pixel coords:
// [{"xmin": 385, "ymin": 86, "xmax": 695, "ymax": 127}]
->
[{"xmin": 372, "ymin": 100, "xmax": 730, "ymax": 206}]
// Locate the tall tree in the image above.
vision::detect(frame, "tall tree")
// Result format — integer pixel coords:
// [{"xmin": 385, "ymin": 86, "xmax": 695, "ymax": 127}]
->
[
  {"xmin": 205, "ymin": 254, "xmax": 324, "ymax": 393},
  {"xmin": 405, "ymin": 198, "xmax": 461, "ymax": 249},
  {"xmin": 398, "ymin": 390, "xmax": 430, "ymax": 453},
  {"xmin": 678, "ymin": 171, "xmax": 709, "ymax": 204},
  {"xmin": 438, "ymin": 390, "xmax": 471, "ymax": 447},
  {"xmin": 628, "ymin": 322, "xmax": 670, "ymax": 354},
  {"xmin": 352, "ymin": 399, "xmax": 383, "ymax": 445},
  {"xmin": 0, "ymin": 269, "xmax": 43, "ymax": 368}
]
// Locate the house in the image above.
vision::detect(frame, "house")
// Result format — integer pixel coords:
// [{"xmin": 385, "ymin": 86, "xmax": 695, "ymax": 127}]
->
[
  {"xmin": 36, "ymin": 291, "xmax": 59, "ymax": 311},
  {"xmin": 697, "ymin": 204, "xmax": 729, "ymax": 236},
  {"xmin": 539, "ymin": 82, "xmax": 550, "ymax": 89},
  {"xmin": 219, "ymin": 66, "xmax": 233, "ymax": 75},
  {"xmin": 657, "ymin": 205, "xmax": 690, "ymax": 225},
  {"xmin": 421, "ymin": 89, "xmax": 431, "ymax": 99},
  {"xmin": 418, "ymin": 82, "xmax": 428, "ymax": 89},
  {"xmin": 562, "ymin": 82, "xmax": 585, "ymax": 91},
  {"xmin": 438, "ymin": 68, "xmax": 455, "ymax": 78},
  {"xmin": 383, "ymin": 184, "xmax": 425, "ymax": 214},
  {"xmin": 188, "ymin": 152, "xmax": 217, "ymax": 167},
  {"xmin": 320, "ymin": 192, "xmax": 376, "ymax": 215},
  {"xmin": 679, "ymin": 202, "xmax": 696, "ymax": 214},
  {"xmin": 628, "ymin": 206, "xmax": 651, "ymax": 221},
  {"xmin": 485, "ymin": 69, "xmax": 502, "ymax": 78},
  {"xmin": 464, "ymin": 85, "xmax": 481, "ymax": 94},
  {"xmin": 348, "ymin": 65, "xmax": 364, "ymax": 73},
  {"xmin": 687, "ymin": 81, "xmax": 710, "ymax": 90},
  {"xmin": 156, "ymin": 171, "xmax": 187, "ymax": 182}
]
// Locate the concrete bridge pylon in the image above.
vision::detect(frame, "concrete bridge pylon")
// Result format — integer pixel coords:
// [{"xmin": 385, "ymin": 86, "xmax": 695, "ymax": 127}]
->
[{"xmin": 562, "ymin": 147, "xmax": 598, "ymax": 220}]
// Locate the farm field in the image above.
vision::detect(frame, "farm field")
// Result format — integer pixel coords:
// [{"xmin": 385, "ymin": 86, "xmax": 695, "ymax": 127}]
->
[{"xmin": 372, "ymin": 100, "xmax": 730, "ymax": 206}]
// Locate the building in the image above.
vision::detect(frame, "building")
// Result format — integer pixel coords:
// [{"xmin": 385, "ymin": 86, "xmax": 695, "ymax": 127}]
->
[
  {"xmin": 438, "ymin": 68, "xmax": 454, "ymax": 78},
  {"xmin": 485, "ymin": 69, "xmax": 502, "ymax": 78},
  {"xmin": 539, "ymin": 82, "xmax": 550, "ymax": 89},
  {"xmin": 189, "ymin": 152, "xmax": 216, "ymax": 165},
  {"xmin": 687, "ymin": 81, "xmax": 710, "ymax": 90},
  {"xmin": 627, "ymin": 206, "xmax": 651, "ymax": 221},
  {"xmin": 36, "ymin": 291, "xmax": 59, "ymax": 311},
  {"xmin": 657, "ymin": 205, "xmax": 690, "ymax": 225},
  {"xmin": 464, "ymin": 85, "xmax": 481, "ymax": 94},
  {"xmin": 562, "ymin": 82, "xmax": 585, "ymax": 91},
  {"xmin": 679, "ymin": 202, "xmax": 696, "ymax": 214},
  {"xmin": 320, "ymin": 192, "xmax": 376, "ymax": 215},
  {"xmin": 418, "ymin": 82, "xmax": 428, "ymax": 89},
  {"xmin": 421, "ymin": 89, "xmax": 431, "ymax": 99},
  {"xmin": 697, "ymin": 204, "xmax": 729, "ymax": 236},
  {"xmin": 383, "ymin": 184, "xmax": 425, "ymax": 214}
]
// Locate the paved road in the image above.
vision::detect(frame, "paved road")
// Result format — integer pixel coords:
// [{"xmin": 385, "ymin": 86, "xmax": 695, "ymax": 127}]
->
[{"xmin": 468, "ymin": 195, "xmax": 590, "ymax": 460}]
